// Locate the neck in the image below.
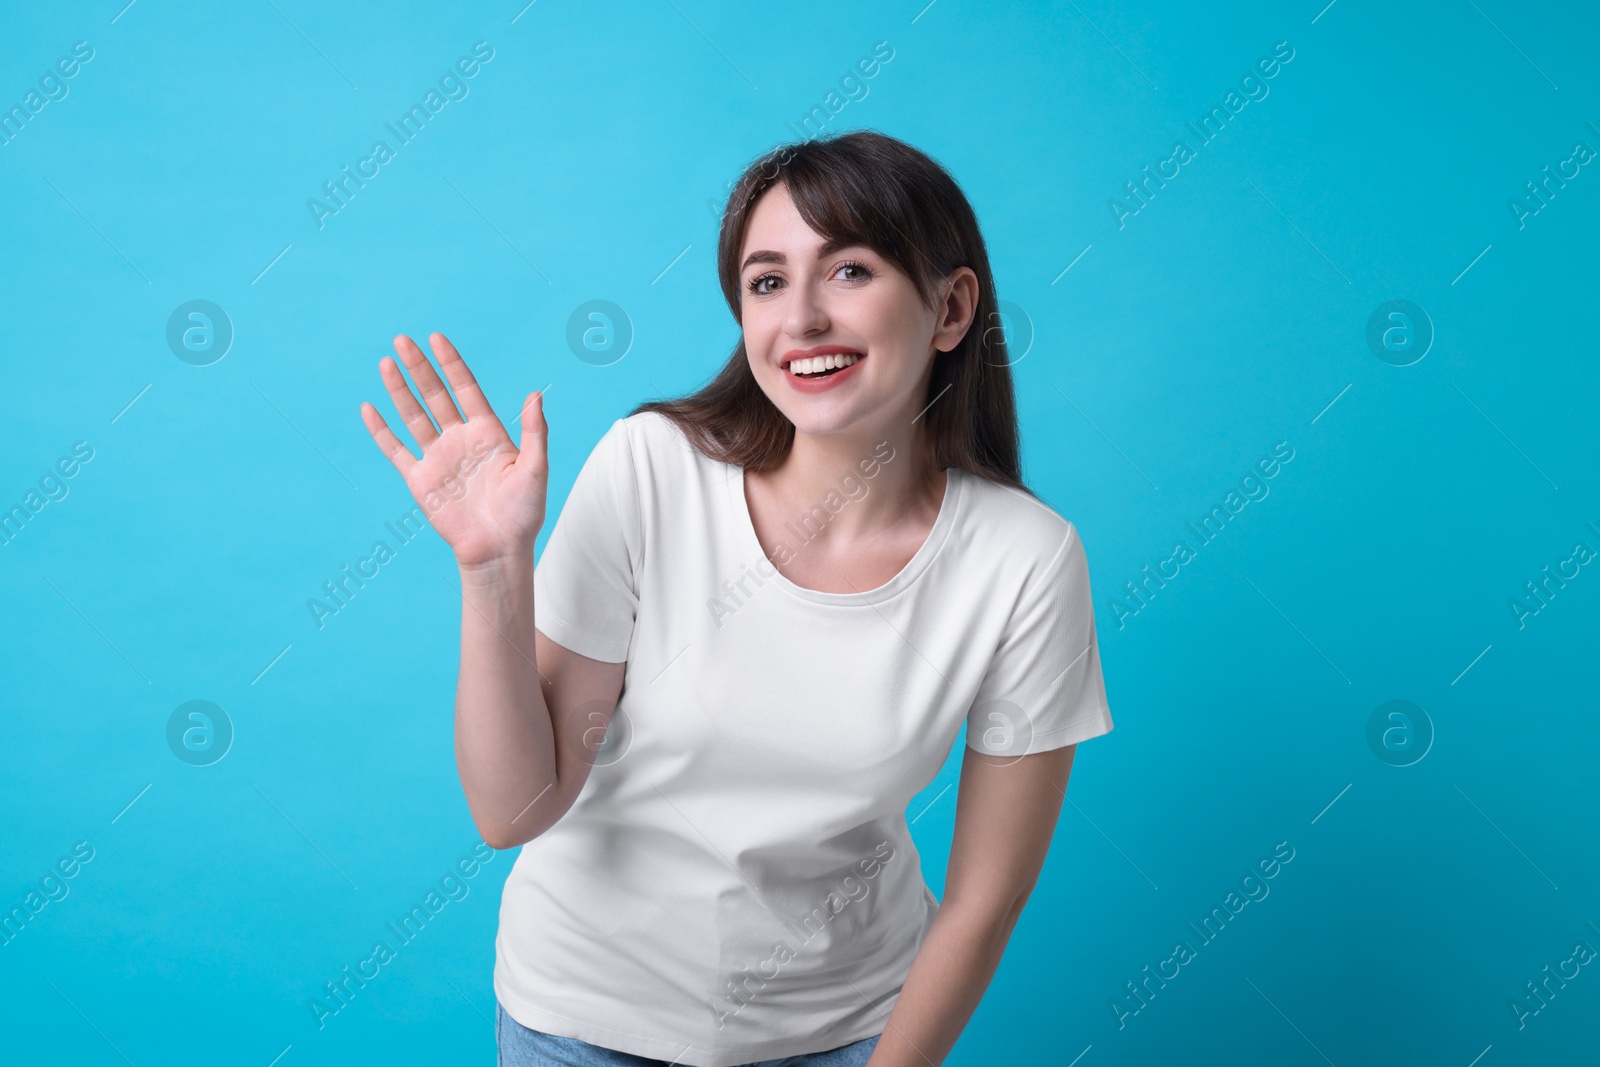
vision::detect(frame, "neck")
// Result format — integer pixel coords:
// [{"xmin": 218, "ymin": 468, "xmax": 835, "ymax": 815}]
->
[{"xmin": 760, "ymin": 417, "xmax": 944, "ymax": 545}]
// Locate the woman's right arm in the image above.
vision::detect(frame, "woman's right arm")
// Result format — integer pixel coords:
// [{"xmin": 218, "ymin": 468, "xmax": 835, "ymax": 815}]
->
[{"xmin": 361, "ymin": 331, "xmax": 625, "ymax": 851}]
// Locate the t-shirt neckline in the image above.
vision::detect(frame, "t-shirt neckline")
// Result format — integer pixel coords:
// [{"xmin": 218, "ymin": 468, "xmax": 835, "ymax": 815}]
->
[{"xmin": 722, "ymin": 458, "xmax": 965, "ymax": 605}]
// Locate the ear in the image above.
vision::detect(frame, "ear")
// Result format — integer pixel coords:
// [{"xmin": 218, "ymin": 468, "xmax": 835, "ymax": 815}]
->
[{"xmin": 931, "ymin": 267, "xmax": 981, "ymax": 353}]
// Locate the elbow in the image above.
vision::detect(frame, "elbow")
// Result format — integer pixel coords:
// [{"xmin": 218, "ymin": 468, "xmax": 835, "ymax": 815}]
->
[
  {"xmin": 476, "ymin": 819, "xmax": 547, "ymax": 851},
  {"xmin": 475, "ymin": 813, "xmax": 537, "ymax": 852},
  {"xmin": 475, "ymin": 801, "xmax": 564, "ymax": 851},
  {"xmin": 467, "ymin": 774, "xmax": 572, "ymax": 851},
  {"xmin": 479, "ymin": 826, "xmax": 523, "ymax": 852},
  {"xmin": 1006, "ymin": 885, "xmax": 1034, "ymax": 929},
  {"xmin": 942, "ymin": 882, "xmax": 1035, "ymax": 941}
]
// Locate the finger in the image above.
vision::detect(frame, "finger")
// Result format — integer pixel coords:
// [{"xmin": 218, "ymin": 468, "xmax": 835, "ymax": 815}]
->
[
  {"xmin": 360, "ymin": 401, "xmax": 419, "ymax": 476},
  {"xmin": 428, "ymin": 332, "xmax": 496, "ymax": 420},
  {"xmin": 379, "ymin": 355, "xmax": 440, "ymax": 450},
  {"xmin": 393, "ymin": 333, "xmax": 465, "ymax": 430},
  {"xmin": 516, "ymin": 390, "xmax": 549, "ymax": 480}
]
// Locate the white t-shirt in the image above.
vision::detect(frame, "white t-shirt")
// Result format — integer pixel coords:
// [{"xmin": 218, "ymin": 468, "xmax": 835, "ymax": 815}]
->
[{"xmin": 493, "ymin": 410, "xmax": 1113, "ymax": 1066}]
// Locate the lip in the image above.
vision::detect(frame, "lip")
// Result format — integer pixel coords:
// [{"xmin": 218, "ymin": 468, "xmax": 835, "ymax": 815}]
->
[{"xmin": 781, "ymin": 346, "xmax": 866, "ymax": 394}]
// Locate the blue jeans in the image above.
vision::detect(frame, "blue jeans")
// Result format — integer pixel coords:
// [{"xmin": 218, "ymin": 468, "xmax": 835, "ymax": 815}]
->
[{"xmin": 496, "ymin": 1002, "xmax": 882, "ymax": 1067}]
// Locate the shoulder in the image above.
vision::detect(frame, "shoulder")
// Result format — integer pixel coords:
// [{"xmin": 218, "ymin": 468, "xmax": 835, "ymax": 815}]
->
[
  {"xmin": 591, "ymin": 410, "xmax": 719, "ymax": 497},
  {"xmin": 954, "ymin": 469, "xmax": 1085, "ymax": 576},
  {"xmin": 574, "ymin": 409, "xmax": 703, "ymax": 468},
  {"xmin": 612, "ymin": 409, "xmax": 703, "ymax": 459}
]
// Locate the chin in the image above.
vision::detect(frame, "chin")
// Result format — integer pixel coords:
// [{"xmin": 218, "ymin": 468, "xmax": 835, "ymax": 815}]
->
[
  {"xmin": 757, "ymin": 371, "xmax": 887, "ymax": 440},
  {"xmin": 784, "ymin": 406, "xmax": 873, "ymax": 440}
]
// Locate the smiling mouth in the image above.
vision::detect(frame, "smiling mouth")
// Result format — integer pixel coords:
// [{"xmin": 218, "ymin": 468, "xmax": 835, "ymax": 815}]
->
[{"xmin": 785, "ymin": 352, "xmax": 864, "ymax": 378}]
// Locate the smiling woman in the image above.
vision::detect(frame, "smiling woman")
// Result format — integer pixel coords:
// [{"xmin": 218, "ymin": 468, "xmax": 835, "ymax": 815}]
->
[
  {"xmin": 641, "ymin": 132, "xmax": 1026, "ymax": 488},
  {"xmin": 359, "ymin": 129, "xmax": 1115, "ymax": 1067}
]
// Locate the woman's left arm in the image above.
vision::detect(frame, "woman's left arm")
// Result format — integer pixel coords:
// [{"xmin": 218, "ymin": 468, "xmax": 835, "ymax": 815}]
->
[{"xmin": 864, "ymin": 742, "xmax": 1079, "ymax": 1067}]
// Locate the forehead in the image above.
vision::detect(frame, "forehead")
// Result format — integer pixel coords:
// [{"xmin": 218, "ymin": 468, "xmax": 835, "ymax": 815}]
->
[{"xmin": 739, "ymin": 184, "xmax": 864, "ymax": 265}]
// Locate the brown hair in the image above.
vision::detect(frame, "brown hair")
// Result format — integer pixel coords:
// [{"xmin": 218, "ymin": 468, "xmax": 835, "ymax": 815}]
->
[{"xmin": 630, "ymin": 129, "xmax": 1031, "ymax": 494}]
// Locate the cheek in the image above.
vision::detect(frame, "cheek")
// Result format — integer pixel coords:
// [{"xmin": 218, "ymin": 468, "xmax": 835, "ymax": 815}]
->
[
  {"xmin": 869, "ymin": 294, "xmax": 931, "ymax": 348},
  {"xmin": 741, "ymin": 314, "xmax": 776, "ymax": 361},
  {"xmin": 746, "ymin": 299, "xmax": 801, "ymax": 349}
]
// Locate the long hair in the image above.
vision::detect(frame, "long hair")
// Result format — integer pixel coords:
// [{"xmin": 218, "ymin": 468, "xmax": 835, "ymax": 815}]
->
[{"xmin": 630, "ymin": 129, "xmax": 1031, "ymax": 494}]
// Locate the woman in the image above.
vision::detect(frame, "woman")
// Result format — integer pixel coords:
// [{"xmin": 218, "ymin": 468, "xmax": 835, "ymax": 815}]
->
[{"xmin": 359, "ymin": 130, "xmax": 1114, "ymax": 1067}]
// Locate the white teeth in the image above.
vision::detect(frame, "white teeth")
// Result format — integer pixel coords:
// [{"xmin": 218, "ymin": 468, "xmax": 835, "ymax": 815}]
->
[{"xmin": 789, "ymin": 353, "xmax": 860, "ymax": 375}]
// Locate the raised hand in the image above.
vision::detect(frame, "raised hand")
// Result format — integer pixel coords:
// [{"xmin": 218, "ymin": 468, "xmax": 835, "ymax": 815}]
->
[{"xmin": 360, "ymin": 332, "xmax": 548, "ymax": 568}]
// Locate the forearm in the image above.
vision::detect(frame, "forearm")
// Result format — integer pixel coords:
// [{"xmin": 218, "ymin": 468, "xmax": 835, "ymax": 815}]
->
[
  {"xmin": 454, "ymin": 550, "xmax": 559, "ymax": 848},
  {"xmin": 865, "ymin": 897, "xmax": 1024, "ymax": 1066}
]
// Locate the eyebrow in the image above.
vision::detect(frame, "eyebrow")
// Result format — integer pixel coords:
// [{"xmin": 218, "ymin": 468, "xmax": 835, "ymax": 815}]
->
[{"xmin": 740, "ymin": 237, "xmax": 864, "ymax": 273}]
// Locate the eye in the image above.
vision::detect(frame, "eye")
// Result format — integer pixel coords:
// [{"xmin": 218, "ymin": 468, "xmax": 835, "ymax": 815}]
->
[{"xmin": 745, "ymin": 259, "xmax": 875, "ymax": 297}]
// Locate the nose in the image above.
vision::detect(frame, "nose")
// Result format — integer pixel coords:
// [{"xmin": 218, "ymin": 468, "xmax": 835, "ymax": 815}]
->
[{"xmin": 783, "ymin": 275, "xmax": 830, "ymax": 337}]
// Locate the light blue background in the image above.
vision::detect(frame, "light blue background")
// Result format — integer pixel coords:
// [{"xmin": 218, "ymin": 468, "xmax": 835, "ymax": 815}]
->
[{"xmin": 2, "ymin": 1, "xmax": 1596, "ymax": 1064}]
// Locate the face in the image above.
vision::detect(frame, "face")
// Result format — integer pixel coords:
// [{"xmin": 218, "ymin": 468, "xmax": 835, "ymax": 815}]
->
[{"xmin": 736, "ymin": 182, "xmax": 976, "ymax": 444}]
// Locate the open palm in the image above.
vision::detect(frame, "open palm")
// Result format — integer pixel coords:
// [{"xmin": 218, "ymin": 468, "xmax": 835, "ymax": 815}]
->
[{"xmin": 359, "ymin": 332, "xmax": 547, "ymax": 567}]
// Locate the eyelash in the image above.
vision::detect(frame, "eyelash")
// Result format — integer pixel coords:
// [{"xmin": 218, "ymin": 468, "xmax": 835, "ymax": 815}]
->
[{"xmin": 746, "ymin": 259, "xmax": 873, "ymax": 296}]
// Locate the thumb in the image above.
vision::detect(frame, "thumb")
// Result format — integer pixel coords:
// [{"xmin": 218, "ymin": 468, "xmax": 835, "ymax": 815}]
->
[{"xmin": 516, "ymin": 390, "xmax": 548, "ymax": 476}]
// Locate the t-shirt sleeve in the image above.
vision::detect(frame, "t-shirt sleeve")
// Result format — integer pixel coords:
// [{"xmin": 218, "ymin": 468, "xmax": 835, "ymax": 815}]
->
[
  {"xmin": 532, "ymin": 417, "xmax": 642, "ymax": 663},
  {"xmin": 965, "ymin": 522, "xmax": 1114, "ymax": 756}
]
